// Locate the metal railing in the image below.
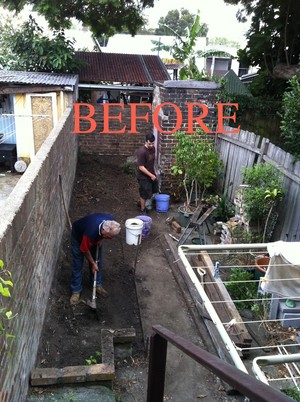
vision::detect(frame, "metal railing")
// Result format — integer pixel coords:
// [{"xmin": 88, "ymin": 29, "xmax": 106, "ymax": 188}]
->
[{"xmin": 146, "ymin": 325, "xmax": 293, "ymax": 402}]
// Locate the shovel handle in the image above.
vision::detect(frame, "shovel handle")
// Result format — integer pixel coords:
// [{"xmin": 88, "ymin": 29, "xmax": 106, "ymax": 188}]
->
[
  {"xmin": 92, "ymin": 271, "xmax": 97, "ymax": 301},
  {"xmin": 92, "ymin": 245, "xmax": 99, "ymax": 301}
]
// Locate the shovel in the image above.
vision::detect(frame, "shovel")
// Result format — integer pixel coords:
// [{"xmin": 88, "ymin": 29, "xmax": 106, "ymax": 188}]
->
[{"xmin": 86, "ymin": 245, "xmax": 99, "ymax": 310}]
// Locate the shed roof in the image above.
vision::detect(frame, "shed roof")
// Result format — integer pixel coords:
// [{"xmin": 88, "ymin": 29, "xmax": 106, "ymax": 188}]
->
[
  {"xmin": 75, "ymin": 52, "xmax": 170, "ymax": 85},
  {"xmin": 0, "ymin": 70, "xmax": 78, "ymax": 87},
  {"xmin": 223, "ymin": 69, "xmax": 252, "ymax": 96}
]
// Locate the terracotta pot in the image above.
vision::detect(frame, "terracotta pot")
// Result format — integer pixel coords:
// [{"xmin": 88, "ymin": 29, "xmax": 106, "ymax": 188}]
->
[{"xmin": 255, "ymin": 257, "xmax": 270, "ymax": 274}]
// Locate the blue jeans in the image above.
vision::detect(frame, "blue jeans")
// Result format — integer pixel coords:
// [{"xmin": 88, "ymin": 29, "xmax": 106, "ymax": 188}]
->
[{"xmin": 70, "ymin": 236, "xmax": 103, "ymax": 294}]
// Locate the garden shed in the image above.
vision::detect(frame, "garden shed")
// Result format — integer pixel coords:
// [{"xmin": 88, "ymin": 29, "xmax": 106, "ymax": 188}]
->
[{"xmin": 0, "ymin": 71, "xmax": 78, "ymax": 167}]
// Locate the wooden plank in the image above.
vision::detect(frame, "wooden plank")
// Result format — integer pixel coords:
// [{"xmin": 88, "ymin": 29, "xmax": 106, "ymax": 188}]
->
[
  {"xmin": 199, "ymin": 252, "xmax": 252, "ymax": 348},
  {"xmin": 161, "ymin": 234, "xmax": 236, "ymax": 372}
]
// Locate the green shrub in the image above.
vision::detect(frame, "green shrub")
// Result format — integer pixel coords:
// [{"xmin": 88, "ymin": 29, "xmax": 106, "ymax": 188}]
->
[
  {"xmin": 225, "ymin": 268, "xmax": 258, "ymax": 310},
  {"xmin": 241, "ymin": 163, "xmax": 284, "ymax": 238}
]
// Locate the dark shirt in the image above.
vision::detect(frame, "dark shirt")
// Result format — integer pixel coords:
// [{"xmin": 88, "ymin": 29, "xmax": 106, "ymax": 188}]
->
[
  {"xmin": 72, "ymin": 213, "xmax": 115, "ymax": 253},
  {"xmin": 136, "ymin": 145, "xmax": 156, "ymax": 180}
]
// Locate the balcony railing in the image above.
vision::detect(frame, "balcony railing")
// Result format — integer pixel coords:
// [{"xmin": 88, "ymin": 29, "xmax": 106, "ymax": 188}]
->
[{"xmin": 146, "ymin": 324, "xmax": 293, "ymax": 402}]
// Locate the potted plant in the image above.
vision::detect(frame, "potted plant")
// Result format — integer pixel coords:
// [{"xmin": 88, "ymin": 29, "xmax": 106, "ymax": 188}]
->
[
  {"xmin": 171, "ymin": 130, "xmax": 223, "ymax": 224},
  {"xmin": 210, "ymin": 187, "xmax": 235, "ymax": 223}
]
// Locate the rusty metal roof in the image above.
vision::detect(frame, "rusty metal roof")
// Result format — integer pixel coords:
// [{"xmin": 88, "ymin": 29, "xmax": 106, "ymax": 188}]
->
[
  {"xmin": 0, "ymin": 71, "xmax": 78, "ymax": 86},
  {"xmin": 75, "ymin": 52, "xmax": 170, "ymax": 84}
]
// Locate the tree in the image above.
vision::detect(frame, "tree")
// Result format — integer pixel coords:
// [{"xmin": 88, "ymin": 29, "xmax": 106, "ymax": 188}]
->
[
  {"xmin": 171, "ymin": 131, "xmax": 222, "ymax": 211},
  {"xmin": 152, "ymin": 14, "xmax": 233, "ymax": 80},
  {"xmin": 0, "ymin": 0, "xmax": 154, "ymax": 37},
  {"xmin": 155, "ymin": 8, "xmax": 208, "ymax": 37},
  {"xmin": 0, "ymin": 15, "xmax": 82, "ymax": 73},
  {"xmin": 208, "ymin": 37, "xmax": 240, "ymax": 48},
  {"xmin": 224, "ymin": 0, "xmax": 300, "ymax": 81},
  {"xmin": 152, "ymin": 15, "xmax": 204, "ymax": 80},
  {"xmin": 280, "ymin": 76, "xmax": 300, "ymax": 160}
]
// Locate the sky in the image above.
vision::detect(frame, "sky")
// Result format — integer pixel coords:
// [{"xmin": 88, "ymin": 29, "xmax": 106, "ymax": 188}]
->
[{"xmin": 144, "ymin": 0, "xmax": 251, "ymax": 45}]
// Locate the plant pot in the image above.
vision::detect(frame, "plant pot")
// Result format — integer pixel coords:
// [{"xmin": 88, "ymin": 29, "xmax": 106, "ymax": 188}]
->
[
  {"xmin": 255, "ymin": 257, "xmax": 270, "ymax": 277},
  {"xmin": 178, "ymin": 205, "xmax": 196, "ymax": 227}
]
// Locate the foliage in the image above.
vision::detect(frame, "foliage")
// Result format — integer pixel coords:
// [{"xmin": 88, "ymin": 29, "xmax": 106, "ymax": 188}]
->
[
  {"xmin": 0, "ymin": 0, "xmax": 154, "ymax": 37},
  {"xmin": 152, "ymin": 14, "xmax": 204, "ymax": 80},
  {"xmin": 241, "ymin": 163, "xmax": 284, "ymax": 238},
  {"xmin": 230, "ymin": 225, "xmax": 261, "ymax": 244},
  {"xmin": 155, "ymin": 8, "xmax": 208, "ymax": 37},
  {"xmin": 171, "ymin": 131, "xmax": 222, "ymax": 211},
  {"xmin": 224, "ymin": 0, "xmax": 300, "ymax": 98},
  {"xmin": 280, "ymin": 76, "xmax": 300, "ymax": 160},
  {"xmin": 0, "ymin": 259, "xmax": 15, "ymax": 353},
  {"xmin": 225, "ymin": 93, "xmax": 283, "ymax": 146},
  {"xmin": 85, "ymin": 351, "xmax": 101, "ymax": 365},
  {"xmin": 247, "ymin": 70, "xmax": 287, "ymax": 100},
  {"xmin": 263, "ymin": 188, "xmax": 283, "ymax": 242},
  {"xmin": 151, "ymin": 14, "xmax": 230, "ymax": 80},
  {"xmin": 212, "ymin": 189, "xmax": 235, "ymax": 222},
  {"xmin": 0, "ymin": 15, "xmax": 83, "ymax": 73},
  {"xmin": 225, "ymin": 0, "xmax": 300, "ymax": 69},
  {"xmin": 208, "ymin": 37, "xmax": 240, "ymax": 48},
  {"xmin": 282, "ymin": 387, "xmax": 300, "ymax": 401},
  {"xmin": 225, "ymin": 268, "xmax": 258, "ymax": 310}
]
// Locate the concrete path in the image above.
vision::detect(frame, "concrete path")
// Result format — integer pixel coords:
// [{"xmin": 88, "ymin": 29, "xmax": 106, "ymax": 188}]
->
[{"xmin": 133, "ymin": 208, "xmax": 241, "ymax": 402}]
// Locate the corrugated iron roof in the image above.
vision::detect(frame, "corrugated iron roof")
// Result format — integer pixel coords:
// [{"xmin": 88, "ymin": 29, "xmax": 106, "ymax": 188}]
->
[
  {"xmin": 75, "ymin": 52, "xmax": 170, "ymax": 84},
  {"xmin": 0, "ymin": 71, "xmax": 78, "ymax": 86},
  {"xmin": 223, "ymin": 70, "xmax": 252, "ymax": 96}
]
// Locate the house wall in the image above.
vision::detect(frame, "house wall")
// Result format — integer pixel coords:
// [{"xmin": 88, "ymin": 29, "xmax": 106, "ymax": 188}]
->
[{"xmin": 0, "ymin": 107, "xmax": 78, "ymax": 402}]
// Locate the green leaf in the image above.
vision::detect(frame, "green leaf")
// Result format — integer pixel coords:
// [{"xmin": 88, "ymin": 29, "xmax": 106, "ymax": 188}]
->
[
  {"xmin": 5, "ymin": 311, "xmax": 13, "ymax": 319},
  {"xmin": 0, "ymin": 284, "xmax": 11, "ymax": 297},
  {"xmin": 0, "ymin": 278, "xmax": 13, "ymax": 287}
]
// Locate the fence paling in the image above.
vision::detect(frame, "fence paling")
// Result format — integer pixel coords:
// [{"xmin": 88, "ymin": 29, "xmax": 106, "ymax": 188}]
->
[{"xmin": 216, "ymin": 129, "xmax": 300, "ymax": 241}]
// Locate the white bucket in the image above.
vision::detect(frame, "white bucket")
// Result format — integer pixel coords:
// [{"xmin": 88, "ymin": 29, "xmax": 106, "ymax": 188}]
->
[{"xmin": 125, "ymin": 218, "xmax": 143, "ymax": 245}]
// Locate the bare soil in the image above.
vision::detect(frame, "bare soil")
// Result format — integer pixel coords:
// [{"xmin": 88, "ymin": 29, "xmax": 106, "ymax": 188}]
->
[{"xmin": 35, "ymin": 152, "xmax": 146, "ymax": 370}]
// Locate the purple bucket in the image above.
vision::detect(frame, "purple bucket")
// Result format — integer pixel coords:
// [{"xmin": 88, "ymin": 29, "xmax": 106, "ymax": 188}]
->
[{"xmin": 135, "ymin": 215, "xmax": 152, "ymax": 238}]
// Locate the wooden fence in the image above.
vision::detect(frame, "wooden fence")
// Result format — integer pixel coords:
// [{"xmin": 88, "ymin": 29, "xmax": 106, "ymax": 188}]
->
[{"xmin": 215, "ymin": 128, "xmax": 300, "ymax": 242}]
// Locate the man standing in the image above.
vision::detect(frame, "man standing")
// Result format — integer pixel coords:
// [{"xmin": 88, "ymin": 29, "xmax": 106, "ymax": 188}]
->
[
  {"xmin": 136, "ymin": 134, "xmax": 159, "ymax": 213},
  {"xmin": 70, "ymin": 213, "xmax": 121, "ymax": 305}
]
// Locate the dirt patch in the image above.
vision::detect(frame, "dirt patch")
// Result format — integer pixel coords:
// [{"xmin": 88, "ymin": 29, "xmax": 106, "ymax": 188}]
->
[{"xmin": 35, "ymin": 153, "xmax": 147, "ymax": 370}]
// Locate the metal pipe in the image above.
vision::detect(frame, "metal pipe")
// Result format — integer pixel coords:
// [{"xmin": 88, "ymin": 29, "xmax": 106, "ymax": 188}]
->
[
  {"xmin": 252, "ymin": 353, "xmax": 300, "ymax": 385},
  {"xmin": 78, "ymin": 83, "xmax": 153, "ymax": 92},
  {"xmin": 179, "ymin": 243, "xmax": 268, "ymax": 252}
]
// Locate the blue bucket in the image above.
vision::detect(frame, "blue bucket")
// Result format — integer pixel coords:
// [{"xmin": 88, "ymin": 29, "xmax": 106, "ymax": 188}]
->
[
  {"xmin": 155, "ymin": 194, "xmax": 170, "ymax": 212},
  {"xmin": 135, "ymin": 215, "xmax": 152, "ymax": 238}
]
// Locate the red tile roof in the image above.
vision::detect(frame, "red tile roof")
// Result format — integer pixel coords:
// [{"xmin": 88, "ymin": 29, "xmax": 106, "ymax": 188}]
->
[{"xmin": 75, "ymin": 52, "xmax": 170, "ymax": 84}]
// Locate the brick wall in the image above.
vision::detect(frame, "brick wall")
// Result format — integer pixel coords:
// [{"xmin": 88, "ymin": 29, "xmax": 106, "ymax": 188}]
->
[
  {"xmin": 0, "ymin": 108, "xmax": 78, "ymax": 402},
  {"xmin": 76, "ymin": 82, "xmax": 221, "ymax": 195},
  {"xmin": 154, "ymin": 81, "xmax": 221, "ymax": 194},
  {"xmin": 76, "ymin": 103, "xmax": 153, "ymax": 155}
]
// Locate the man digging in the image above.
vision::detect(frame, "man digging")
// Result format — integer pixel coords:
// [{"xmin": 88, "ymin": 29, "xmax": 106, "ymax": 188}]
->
[{"xmin": 70, "ymin": 213, "xmax": 121, "ymax": 305}]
